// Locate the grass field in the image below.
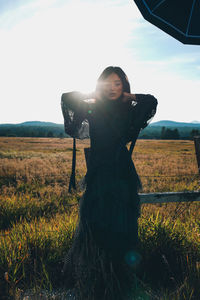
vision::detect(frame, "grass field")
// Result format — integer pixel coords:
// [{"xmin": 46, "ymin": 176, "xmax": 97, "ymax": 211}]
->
[{"xmin": 0, "ymin": 137, "xmax": 200, "ymax": 299}]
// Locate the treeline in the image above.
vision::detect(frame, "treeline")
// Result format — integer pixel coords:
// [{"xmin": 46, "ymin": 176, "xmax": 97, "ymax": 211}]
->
[
  {"xmin": 0, "ymin": 125, "xmax": 68, "ymax": 138},
  {"xmin": 139, "ymin": 126, "xmax": 200, "ymax": 140},
  {"xmin": 0, "ymin": 125, "xmax": 200, "ymax": 140}
]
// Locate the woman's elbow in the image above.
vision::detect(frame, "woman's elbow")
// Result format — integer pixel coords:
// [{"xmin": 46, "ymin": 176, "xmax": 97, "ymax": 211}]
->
[
  {"xmin": 149, "ymin": 95, "xmax": 158, "ymax": 107},
  {"xmin": 61, "ymin": 93, "xmax": 67, "ymax": 103}
]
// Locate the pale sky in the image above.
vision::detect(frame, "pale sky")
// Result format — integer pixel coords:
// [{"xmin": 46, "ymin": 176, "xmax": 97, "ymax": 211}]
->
[{"xmin": 0, "ymin": 0, "xmax": 200, "ymax": 124}]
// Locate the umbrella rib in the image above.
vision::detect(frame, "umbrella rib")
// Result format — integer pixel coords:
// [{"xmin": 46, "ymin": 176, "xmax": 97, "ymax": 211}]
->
[
  {"xmin": 151, "ymin": 0, "xmax": 167, "ymax": 13},
  {"xmin": 186, "ymin": 0, "xmax": 196, "ymax": 36},
  {"xmin": 135, "ymin": 0, "xmax": 200, "ymax": 42},
  {"xmin": 151, "ymin": 13, "xmax": 188, "ymax": 37}
]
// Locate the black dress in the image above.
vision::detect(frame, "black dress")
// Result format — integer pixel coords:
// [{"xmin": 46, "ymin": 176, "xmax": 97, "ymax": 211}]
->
[{"xmin": 61, "ymin": 92, "xmax": 157, "ymax": 299}]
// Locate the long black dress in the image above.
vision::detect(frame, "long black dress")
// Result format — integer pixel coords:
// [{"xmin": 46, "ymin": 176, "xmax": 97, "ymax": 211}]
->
[{"xmin": 61, "ymin": 92, "xmax": 157, "ymax": 299}]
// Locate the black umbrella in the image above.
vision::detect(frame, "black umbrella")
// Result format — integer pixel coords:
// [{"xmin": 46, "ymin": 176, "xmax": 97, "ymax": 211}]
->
[{"xmin": 133, "ymin": 0, "xmax": 200, "ymax": 45}]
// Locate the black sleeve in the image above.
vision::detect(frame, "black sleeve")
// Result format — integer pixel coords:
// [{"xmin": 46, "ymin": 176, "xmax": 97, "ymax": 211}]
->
[
  {"xmin": 124, "ymin": 94, "xmax": 158, "ymax": 144},
  {"xmin": 132, "ymin": 94, "xmax": 158, "ymax": 130},
  {"xmin": 61, "ymin": 91, "xmax": 90, "ymax": 139}
]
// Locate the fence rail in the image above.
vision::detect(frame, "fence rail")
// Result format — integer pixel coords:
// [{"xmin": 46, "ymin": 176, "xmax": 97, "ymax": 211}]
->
[{"xmin": 140, "ymin": 191, "xmax": 200, "ymax": 204}]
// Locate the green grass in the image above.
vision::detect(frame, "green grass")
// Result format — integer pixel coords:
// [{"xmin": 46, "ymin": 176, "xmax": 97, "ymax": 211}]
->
[
  {"xmin": 0, "ymin": 211, "xmax": 77, "ymax": 299},
  {"xmin": 0, "ymin": 137, "xmax": 200, "ymax": 299},
  {"xmin": 1, "ymin": 206, "xmax": 200, "ymax": 299}
]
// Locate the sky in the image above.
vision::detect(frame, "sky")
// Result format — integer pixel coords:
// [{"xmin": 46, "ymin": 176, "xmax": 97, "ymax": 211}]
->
[{"xmin": 0, "ymin": 0, "xmax": 200, "ymax": 124}]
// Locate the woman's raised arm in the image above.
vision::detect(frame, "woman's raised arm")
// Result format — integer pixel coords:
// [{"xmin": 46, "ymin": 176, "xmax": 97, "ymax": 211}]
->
[
  {"xmin": 61, "ymin": 91, "xmax": 91, "ymax": 139},
  {"xmin": 123, "ymin": 93, "xmax": 158, "ymax": 146},
  {"xmin": 61, "ymin": 91, "xmax": 92, "ymax": 110},
  {"xmin": 122, "ymin": 92, "xmax": 158, "ymax": 130},
  {"xmin": 132, "ymin": 94, "xmax": 158, "ymax": 130}
]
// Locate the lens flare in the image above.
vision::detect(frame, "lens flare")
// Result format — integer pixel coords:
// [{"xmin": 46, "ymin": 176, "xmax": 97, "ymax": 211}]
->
[{"xmin": 124, "ymin": 250, "xmax": 141, "ymax": 267}]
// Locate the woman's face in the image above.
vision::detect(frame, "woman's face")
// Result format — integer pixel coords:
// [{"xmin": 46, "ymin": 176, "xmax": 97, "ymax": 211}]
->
[{"xmin": 101, "ymin": 73, "xmax": 123, "ymax": 101}]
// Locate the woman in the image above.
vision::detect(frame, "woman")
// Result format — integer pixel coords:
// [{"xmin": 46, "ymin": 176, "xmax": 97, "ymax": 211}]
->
[{"xmin": 61, "ymin": 66, "xmax": 158, "ymax": 299}]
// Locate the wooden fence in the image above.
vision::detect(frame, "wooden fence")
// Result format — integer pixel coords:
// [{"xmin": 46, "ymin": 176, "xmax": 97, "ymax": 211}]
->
[
  {"xmin": 68, "ymin": 136, "xmax": 200, "ymax": 205},
  {"xmin": 139, "ymin": 191, "xmax": 200, "ymax": 204},
  {"xmin": 140, "ymin": 136, "xmax": 200, "ymax": 204}
]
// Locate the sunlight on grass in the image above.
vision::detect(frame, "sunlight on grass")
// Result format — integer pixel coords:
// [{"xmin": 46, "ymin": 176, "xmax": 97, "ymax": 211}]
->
[{"xmin": 0, "ymin": 137, "xmax": 200, "ymax": 299}]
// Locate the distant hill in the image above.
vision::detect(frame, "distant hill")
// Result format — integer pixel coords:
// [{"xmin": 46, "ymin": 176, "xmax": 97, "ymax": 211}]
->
[
  {"xmin": 150, "ymin": 120, "xmax": 200, "ymax": 127},
  {"xmin": 19, "ymin": 121, "xmax": 62, "ymax": 127},
  {"xmin": 0, "ymin": 120, "xmax": 200, "ymax": 139},
  {"xmin": 0, "ymin": 121, "xmax": 66, "ymax": 138},
  {"xmin": 0, "ymin": 121, "xmax": 63, "ymax": 127},
  {"xmin": 141, "ymin": 120, "xmax": 200, "ymax": 140},
  {"xmin": 1, "ymin": 120, "xmax": 200, "ymax": 128}
]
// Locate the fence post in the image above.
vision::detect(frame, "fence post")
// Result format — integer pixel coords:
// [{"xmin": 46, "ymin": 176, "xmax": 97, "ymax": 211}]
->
[
  {"xmin": 194, "ymin": 136, "xmax": 200, "ymax": 175},
  {"xmin": 84, "ymin": 147, "xmax": 90, "ymax": 170},
  {"xmin": 68, "ymin": 138, "xmax": 76, "ymax": 193}
]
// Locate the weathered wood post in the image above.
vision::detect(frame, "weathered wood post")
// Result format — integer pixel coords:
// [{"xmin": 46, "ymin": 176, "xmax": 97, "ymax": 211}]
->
[
  {"xmin": 68, "ymin": 138, "xmax": 76, "ymax": 193},
  {"xmin": 194, "ymin": 136, "xmax": 200, "ymax": 175},
  {"xmin": 84, "ymin": 147, "xmax": 90, "ymax": 170}
]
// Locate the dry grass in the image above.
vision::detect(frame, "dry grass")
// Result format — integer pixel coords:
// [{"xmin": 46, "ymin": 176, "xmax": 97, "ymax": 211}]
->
[
  {"xmin": 0, "ymin": 137, "xmax": 200, "ymax": 300},
  {"xmin": 0, "ymin": 137, "xmax": 199, "ymax": 194}
]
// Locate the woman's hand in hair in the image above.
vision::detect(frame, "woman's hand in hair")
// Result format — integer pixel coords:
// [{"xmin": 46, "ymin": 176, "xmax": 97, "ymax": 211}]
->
[{"xmin": 122, "ymin": 92, "xmax": 136, "ymax": 103}]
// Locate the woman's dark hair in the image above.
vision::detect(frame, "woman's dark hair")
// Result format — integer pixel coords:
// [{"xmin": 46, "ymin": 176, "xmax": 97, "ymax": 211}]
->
[{"xmin": 96, "ymin": 66, "xmax": 131, "ymax": 96}]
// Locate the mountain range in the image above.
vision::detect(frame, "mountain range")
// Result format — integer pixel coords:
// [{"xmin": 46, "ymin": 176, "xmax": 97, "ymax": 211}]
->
[
  {"xmin": 1, "ymin": 120, "xmax": 200, "ymax": 127},
  {"xmin": 0, "ymin": 121, "xmax": 62, "ymax": 127},
  {"xmin": 150, "ymin": 120, "xmax": 200, "ymax": 127},
  {"xmin": 0, "ymin": 120, "xmax": 200, "ymax": 139}
]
